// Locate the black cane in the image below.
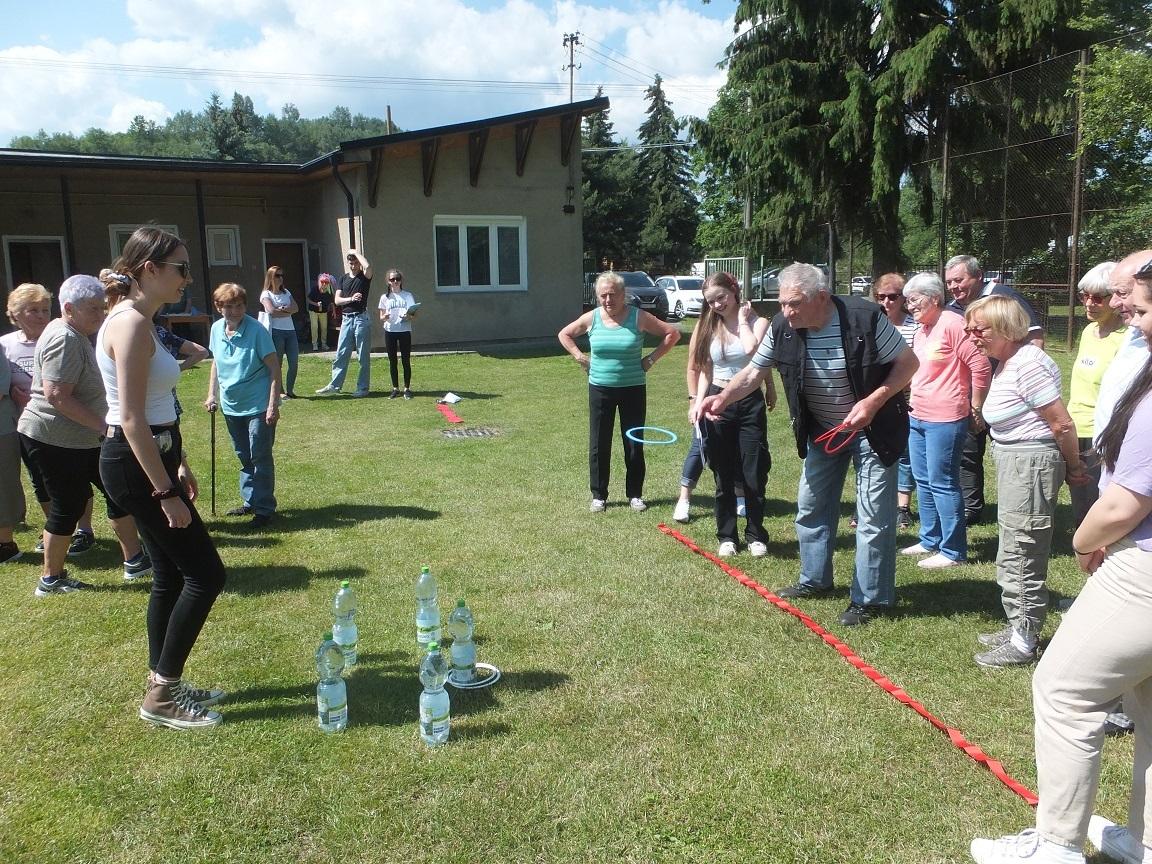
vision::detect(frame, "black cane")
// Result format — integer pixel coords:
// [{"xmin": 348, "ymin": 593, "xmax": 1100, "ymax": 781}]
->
[{"xmin": 210, "ymin": 406, "xmax": 217, "ymax": 516}]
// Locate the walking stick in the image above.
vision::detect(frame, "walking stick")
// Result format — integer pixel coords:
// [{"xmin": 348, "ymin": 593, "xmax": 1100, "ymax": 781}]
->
[{"xmin": 210, "ymin": 406, "xmax": 217, "ymax": 516}]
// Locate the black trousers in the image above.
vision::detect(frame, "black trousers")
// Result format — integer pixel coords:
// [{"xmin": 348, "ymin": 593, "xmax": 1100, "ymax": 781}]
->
[
  {"xmin": 588, "ymin": 384, "xmax": 646, "ymax": 500},
  {"xmin": 959, "ymin": 424, "xmax": 986, "ymax": 522},
  {"xmin": 705, "ymin": 386, "xmax": 770, "ymax": 545},
  {"xmin": 385, "ymin": 330, "xmax": 412, "ymax": 389},
  {"xmin": 19, "ymin": 435, "xmax": 125, "ymax": 535},
  {"xmin": 100, "ymin": 426, "xmax": 227, "ymax": 679}
]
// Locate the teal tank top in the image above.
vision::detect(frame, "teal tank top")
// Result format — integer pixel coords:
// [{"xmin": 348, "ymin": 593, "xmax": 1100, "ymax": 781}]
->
[{"xmin": 588, "ymin": 306, "xmax": 644, "ymax": 387}]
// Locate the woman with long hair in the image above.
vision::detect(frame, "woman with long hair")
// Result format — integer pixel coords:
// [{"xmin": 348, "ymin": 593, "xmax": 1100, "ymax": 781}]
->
[
  {"xmin": 377, "ymin": 268, "xmax": 417, "ymax": 399},
  {"xmin": 260, "ymin": 265, "xmax": 299, "ymax": 398},
  {"xmin": 99, "ymin": 226, "xmax": 227, "ymax": 730},
  {"xmin": 688, "ymin": 272, "xmax": 774, "ymax": 556},
  {"xmin": 308, "ymin": 272, "xmax": 334, "ymax": 351}
]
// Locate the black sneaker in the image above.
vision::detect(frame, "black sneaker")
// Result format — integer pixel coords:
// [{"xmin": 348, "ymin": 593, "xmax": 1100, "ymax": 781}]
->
[
  {"xmin": 776, "ymin": 582, "xmax": 833, "ymax": 600},
  {"xmin": 67, "ymin": 530, "xmax": 96, "ymax": 556},
  {"xmin": 123, "ymin": 551, "xmax": 153, "ymax": 581},
  {"xmin": 897, "ymin": 507, "xmax": 913, "ymax": 529},
  {"xmin": 403, "ymin": 389, "xmax": 413, "ymax": 400},
  {"xmin": 226, "ymin": 506, "xmax": 252, "ymax": 517},
  {"xmin": 838, "ymin": 603, "xmax": 877, "ymax": 626},
  {"xmin": 0, "ymin": 541, "xmax": 21, "ymax": 563},
  {"xmin": 249, "ymin": 513, "xmax": 273, "ymax": 528},
  {"xmin": 389, "ymin": 388, "xmax": 400, "ymax": 399},
  {"xmin": 35, "ymin": 571, "xmax": 95, "ymax": 597},
  {"xmin": 1104, "ymin": 711, "xmax": 1135, "ymax": 736}
]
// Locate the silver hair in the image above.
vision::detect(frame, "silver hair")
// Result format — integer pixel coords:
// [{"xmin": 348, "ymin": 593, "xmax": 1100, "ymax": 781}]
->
[
  {"xmin": 779, "ymin": 262, "xmax": 826, "ymax": 298},
  {"xmin": 1078, "ymin": 261, "xmax": 1116, "ymax": 296},
  {"xmin": 903, "ymin": 272, "xmax": 947, "ymax": 307},
  {"xmin": 596, "ymin": 271, "xmax": 625, "ymax": 293},
  {"xmin": 59, "ymin": 274, "xmax": 105, "ymax": 306},
  {"xmin": 945, "ymin": 254, "xmax": 982, "ymax": 279}
]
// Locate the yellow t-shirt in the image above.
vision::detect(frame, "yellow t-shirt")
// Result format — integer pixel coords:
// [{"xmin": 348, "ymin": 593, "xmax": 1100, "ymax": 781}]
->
[{"xmin": 1068, "ymin": 322, "xmax": 1127, "ymax": 437}]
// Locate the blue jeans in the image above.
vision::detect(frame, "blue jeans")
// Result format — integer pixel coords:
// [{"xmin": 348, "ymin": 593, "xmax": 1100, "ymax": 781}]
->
[
  {"xmin": 328, "ymin": 312, "xmax": 371, "ymax": 392},
  {"xmin": 795, "ymin": 432, "xmax": 897, "ymax": 607},
  {"xmin": 679, "ymin": 430, "xmax": 704, "ymax": 488},
  {"xmin": 270, "ymin": 327, "xmax": 299, "ymax": 395},
  {"xmin": 897, "ymin": 447, "xmax": 914, "ymax": 494},
  {"xmin": 224, "ymin": 413, "xmax": 277, "ymax": 516},
  {"xmin": 908, "ymin": 416, "xmax": 968, "ymax": 561}
]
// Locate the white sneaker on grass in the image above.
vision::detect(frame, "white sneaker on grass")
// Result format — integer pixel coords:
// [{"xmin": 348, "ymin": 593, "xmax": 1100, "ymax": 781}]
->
[
  {"xmin": 672, "ymin": 499, "xmax": 691, "ymax": 523},
  {"xmin": 748, "ymin": 541, "xmax": 768, "ymax": 558},
  {"xmin": 918, "ymin": 552, "xmax": 962, "ymax": 569},
  {"xmin": 718, "ymin": 541, "xmax": 737, "ymax": 557},
  {"xmin": 629, "ymin": 498, "xmax": 647, "ymax": 512},
  {"xmin": 970, "ymin": 828, "xmax": 1084, "ymax": 863},
  {"xmin": 1088, "ymin": 816, "xmax": 1152, "ymax": 864},
  {"xmin": 900, "ymin": 542, "xmax": 933, "ymax": 556},
  {"xmin": 589, "ymin": 499, "xmax": 606, "ymax": 513}
]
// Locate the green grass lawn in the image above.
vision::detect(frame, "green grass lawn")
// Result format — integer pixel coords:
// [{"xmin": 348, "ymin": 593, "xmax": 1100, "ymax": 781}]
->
[{"xmin": 0, "ymin": 338, "xmax": 1129, "ymax": 863}]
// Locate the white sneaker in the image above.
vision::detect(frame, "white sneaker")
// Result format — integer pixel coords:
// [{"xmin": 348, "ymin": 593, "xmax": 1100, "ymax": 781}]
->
[
  {"xmin": 629, "ymin": 498, "xmax": 647, "ymax": 512},
  {"xmin": 918, "ymin": 552, "xmax": 962, "ymax": 569},
  {"xmin": 718, "ymin": 541, "xmax": 737, "ymax": 557},
  {"xmin": 900, "ymin": 542, "xmax": 933, "ymax": 556},
  {"xmin": 1088, "ymin": 816, "xmax": 1152, "ymax": 864},
  {"xmin": 589, "ymin": 499, "xmax": 606, "ymax": 513},
  {"xmin": 748, "ymin": 541, "xmax": 768, "ymax": 558},
  {"xmin": 315, "ymin": 384, "xmax": 340, "ymax": 394},
  {"xmin": 736, "ymin": 497, "xmax": 747, "ymax": 517},
  {"xmin": 672, "ymin": 499, "xmax": 691, "ymax": 523},
  {"xmin": 970, "ymin": 829, "xmax": 1084, "ymax": 863}
]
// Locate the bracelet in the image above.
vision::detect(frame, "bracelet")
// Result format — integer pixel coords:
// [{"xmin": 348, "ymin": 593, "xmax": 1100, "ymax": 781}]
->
[
  {"xmin": 151, "ymin": 487, "xmax": 180, "ymax": 500},
  {"xmin": 1072, "ymin": 546, "xmax": 1092, "ymax": 555}
]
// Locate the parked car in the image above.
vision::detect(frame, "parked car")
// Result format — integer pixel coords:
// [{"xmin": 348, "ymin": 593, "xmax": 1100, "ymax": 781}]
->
[
  {"xmin": 618, "ymin": 271, "xmax": 669, "ymax": 321},
  {"xmin": 750, "ymin": 267, "xmax": 781, "ymax": 299},
  {"xmin": 850, "ymin": 275, "xmax": 870, "ymax": 295},
  {"xmin": 656, "ymin": 275, "xmax": 705, "ymax": 319}
]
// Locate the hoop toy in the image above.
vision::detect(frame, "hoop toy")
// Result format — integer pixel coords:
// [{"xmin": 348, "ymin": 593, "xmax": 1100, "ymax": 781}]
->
[
  {"xmin": 814, "ymin": 423, "xmax": 858, "ymax": 455},
  {"xmin": 624, "ymin": 426, "xmax": 679, "ymax": 445},
  {"xmin": 447, "ymin": 663, "xmax": 501, "ymax": 690}
]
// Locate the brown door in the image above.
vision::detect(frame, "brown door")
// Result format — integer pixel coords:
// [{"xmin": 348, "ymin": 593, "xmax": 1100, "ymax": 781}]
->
[
  {"xmin": 263, "ymin": 242, "xmax": 308, "ymax": 337},
  {"xmin": 4, "ymin": 240, "xmax": 66, "ymax": 330}
]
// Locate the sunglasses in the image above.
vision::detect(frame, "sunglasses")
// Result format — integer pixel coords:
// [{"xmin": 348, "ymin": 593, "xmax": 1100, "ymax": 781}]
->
[
  {"xmin": 1135, "ymin": 257, "xmax": 1152, "ymax": 281},
  {"xmin": 388, "ymin": 276, "xmax": 402, "ymax": 282},
  {"xmin": 963, "ymin": 324, "xmax": 992, "ymax": 336},
  {"xmin": 876, "ymin": 293, "xmax": 903, "ymax": 301},
  {"xmin": 159, "ymin": 261, "xmax": 190, "ymax": 278}
]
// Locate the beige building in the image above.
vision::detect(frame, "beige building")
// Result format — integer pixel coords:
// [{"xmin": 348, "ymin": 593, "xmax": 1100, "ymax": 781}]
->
[{"xmin": 0, "ymin": 96, "xmax": 606, "ymax": 347}]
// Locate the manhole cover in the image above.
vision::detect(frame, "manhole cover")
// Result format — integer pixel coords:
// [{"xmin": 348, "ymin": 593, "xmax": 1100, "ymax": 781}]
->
[{"xmin": 441, "ymin": 426, "xmax": 501, "ymax": 439}]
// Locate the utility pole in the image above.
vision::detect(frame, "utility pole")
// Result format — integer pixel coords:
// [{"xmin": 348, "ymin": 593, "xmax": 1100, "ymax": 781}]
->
[{"xmin": 563, "ymin": 32, "xmax": 581, "ymax": 102}]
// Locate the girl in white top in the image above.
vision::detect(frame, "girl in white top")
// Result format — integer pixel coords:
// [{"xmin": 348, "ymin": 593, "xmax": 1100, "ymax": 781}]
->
[
  {"xmin": 98, "ymin": 226, "xmax": 228, "ymax": 731},
  {"xmin": 260, "ymin": 266, "xmax": 299, "ymax": 398},
  {"xmin": 377, "ymin": 268, "xmax": 418, "ymax": 399},
  {"xmin": 687, "ymin": 272, "xmax": 775, "ymax": 557}
]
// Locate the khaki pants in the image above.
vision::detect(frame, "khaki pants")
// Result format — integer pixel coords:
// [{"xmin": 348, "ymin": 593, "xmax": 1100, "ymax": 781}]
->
[
  {"xmin": 1034, "ymin": 538, "xmax": 1152, "ymax": 850},
  {"xmin": 992, "ymin": 440, "xmax": 1064, "ymax": 636}
]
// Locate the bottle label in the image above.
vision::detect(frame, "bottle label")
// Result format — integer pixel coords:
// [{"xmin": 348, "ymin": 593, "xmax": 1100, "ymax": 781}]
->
[
  {"xmin": 416, "ymin": 624, "xmax": 442, "ymax": 645},
  {"xmin": 318, "ymin": 696, "xmax": 348, "ymax": 726},
  {"xmin": 419, "ymin": 707, "xmax": 450, "ymax": 737}
]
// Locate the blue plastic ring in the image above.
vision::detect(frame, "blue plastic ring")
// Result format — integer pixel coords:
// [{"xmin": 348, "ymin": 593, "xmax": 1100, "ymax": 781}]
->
[{"xmin": 624, "ymin": 426, "xmax": 679, "ymax": 445}]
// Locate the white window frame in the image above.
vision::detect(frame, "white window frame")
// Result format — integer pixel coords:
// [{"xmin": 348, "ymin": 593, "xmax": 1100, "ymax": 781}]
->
[
  {"xmin": 206, "ymin": 225, "xmax": 242, "ymax": 267},
  {"xmin": 2, "ymin": 235, "xmax": 68, "ymax": 295},
  {"xmin": 108, "ymin": 223, "xmax": 179, "ymax": 260},
  {"xmin": 432, "ymin": 215, "xmax": 527, "ymax": 293}
]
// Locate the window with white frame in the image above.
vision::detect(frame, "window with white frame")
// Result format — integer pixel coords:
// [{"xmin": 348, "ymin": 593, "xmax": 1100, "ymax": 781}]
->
[
  {"xmin": 433, "ymin": 216, "xmax": 526, "ymax": 292},
  {"xmin": 205, "ymin": 226, "xmax": 242, "ymax": 266},
  {"xmin": 109, "ymin": 224, "xmax": 179, "ymax": 260}
]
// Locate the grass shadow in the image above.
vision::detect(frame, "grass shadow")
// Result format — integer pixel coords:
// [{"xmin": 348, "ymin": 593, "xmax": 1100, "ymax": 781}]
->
[
  {"xmin": 224, "ymin": 565, "xmax": 369, "ymax": 596},
  {"xmin": 210, "ymin": 503, "xmax": 439, "ymax": 536},
  {"xmin": 892, "ymin": 576, "xmax": 1003, "ymax": 620}
]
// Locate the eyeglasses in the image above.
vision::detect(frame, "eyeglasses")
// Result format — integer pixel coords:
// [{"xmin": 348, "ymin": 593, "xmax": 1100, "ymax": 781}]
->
[
  {"xmin": 1078, "ymin": 291, "xmax": 1108, "ymax": 302},
  {"xmin": 159, "ymin": 261, "xmax": 190, "ymax": 278},
  {"xmin": 876, "ymin": 293, "xmax": 903, "ymax": 302},
  {"xmin": 388, "ymin": 276, "xmax": 402, "ymax": 282},
  {"xmin": 963, "ymin": 324, "xmax": 992, "ymax": 336}
]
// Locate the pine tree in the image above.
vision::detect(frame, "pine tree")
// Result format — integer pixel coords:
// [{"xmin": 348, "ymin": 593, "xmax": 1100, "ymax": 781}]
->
[{"xmin": 581, "ymin": 90, "xmax": 643, "ymax": 269}]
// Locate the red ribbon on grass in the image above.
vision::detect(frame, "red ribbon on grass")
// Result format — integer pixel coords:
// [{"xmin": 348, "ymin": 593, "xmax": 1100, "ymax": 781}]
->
[
  {"xmin": 436, "ymin": 403, "xmax": 464, "ymax": 424},
  {"xmin": 659, "ymin": 522, "xmax": 1039, "ymax": 807}
]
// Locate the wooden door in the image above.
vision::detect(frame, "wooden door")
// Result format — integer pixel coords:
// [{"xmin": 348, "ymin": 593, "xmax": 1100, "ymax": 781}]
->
[{"xmin": 263, "ymin": 241, "xmax": 308, "ymax": 336}]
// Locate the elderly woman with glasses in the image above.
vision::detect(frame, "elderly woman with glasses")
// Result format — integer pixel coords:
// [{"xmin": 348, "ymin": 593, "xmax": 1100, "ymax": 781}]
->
[
  {"xmin": 1067, "ymin": 261, "xmax": 1126, "ymax": 529},
  {"xmin": 898, "ymin": 273, "xmax": 990, "ymax": 570},
  {"xmin": 873, "ymin": 273, "xmax": 920, "ymax": 528},
  {"xmin": 964, "ymin": 295, "xmax": 1087, "ymax": 667},
  {"xmin": 260, "ymin": 266, "xmax": 299, "ymax": 399}
]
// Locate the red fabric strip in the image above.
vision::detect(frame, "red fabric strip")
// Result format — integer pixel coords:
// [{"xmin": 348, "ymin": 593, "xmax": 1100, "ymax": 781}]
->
[
  {"xmin": 659, "ymin": 523, "xmax": 1039, "ymax": 807},
  {"xmin": 436, "ymin": 403, "xmax": 464, "ymax": 424}
]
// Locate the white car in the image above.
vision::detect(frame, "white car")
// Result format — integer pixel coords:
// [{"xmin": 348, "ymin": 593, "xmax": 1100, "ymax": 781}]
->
[
  {"xmin": 656, "ymin": 275, "xmax": 706, "ymax": 319},
  {"xmin": 851, "ymin": 275, "xmax": 871, "ymax": 295}
]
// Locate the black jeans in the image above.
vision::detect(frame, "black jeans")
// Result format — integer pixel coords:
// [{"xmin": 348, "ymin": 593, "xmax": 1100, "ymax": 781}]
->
[
  {"xmin": 588, "ymin": 384, "xmax": 646, "ymax": 500},
  {"xmin": 385, "ymin": 330, "xmax": 412, "ymax": 389},
  {"xmin": 100, "ymin": 425, "xmax": 227, "ymax": 679},
  {"xmin": 19, "ymin": 435, "xmax": 125, "ymax": 535},
  {"xmin": 705, "ymin": 386, "xmax": 771, "ymax": 545},
  {"xmin": 959, "ymin": 424, "xmax": 987, "ymax": 522}
]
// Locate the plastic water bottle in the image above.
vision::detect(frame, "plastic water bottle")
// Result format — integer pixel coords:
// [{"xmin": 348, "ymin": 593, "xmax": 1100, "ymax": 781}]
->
[
  {"xmin": 332, "ymin": 580, "xmax": 358, "ymax": 668},
  {"xmin": 418, "ymin": 640, "xmax": 451, "ymax": 746},
  {"xmin": 315, "ymin": 632, "xmax": 347, "ymax": 733},
  {"xmin": 447, "ymin": 598, "xmax": 476, "ymax": 684},
  {"xmin": 415, "ymin": 565, "xmax": 441, "ymax": 646}
]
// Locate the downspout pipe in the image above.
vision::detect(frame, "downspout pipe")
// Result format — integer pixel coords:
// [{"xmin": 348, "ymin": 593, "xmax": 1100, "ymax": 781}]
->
[{"xmin": 331, "ymin": 154, "xmax": 356, "ymax": 249}]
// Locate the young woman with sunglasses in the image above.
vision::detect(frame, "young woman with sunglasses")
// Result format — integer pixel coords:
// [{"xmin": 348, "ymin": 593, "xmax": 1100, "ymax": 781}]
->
[
  {"xmin": 260, "ymin": 266, "xmax": 299, "ymax": 398},
  {"xmin": 99, "ymin": 227, "xmax": 228, "ymax": 730},
  {"xmin": 377, "ymin": 269, "xmax": 417, "ymax": 399}
]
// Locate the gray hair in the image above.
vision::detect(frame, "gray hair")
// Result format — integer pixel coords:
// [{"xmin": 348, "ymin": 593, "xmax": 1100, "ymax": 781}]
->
[
  {"xmin": 59, "ymin": 274, "xmax": 104, "ymax": 306},
  {"xmin": 779, "ymin": 262, "xmax": 826, "ymax": 299},
  {"xmin": 903, "ymin": 272, "xmax": 947, "ymax": 307},
  {"xmin": 945, "ymin": 254, "xmax": 982, "ymax": 279},
  {"xmin": 1078, "ymin": 261, "xmax": 1115, "ymax": 296},
  {"xmin": 596, "ymin": 271, "xmax": 625, "ymax": 293}
]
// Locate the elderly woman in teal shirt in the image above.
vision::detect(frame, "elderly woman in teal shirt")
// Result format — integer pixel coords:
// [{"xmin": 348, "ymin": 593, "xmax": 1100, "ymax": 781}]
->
[
  {"xmin": 205, "ymin": 282, "xmax": 281, "ymax": 528},
  {"xmin": 559, "ymin": 271, "xmax": 680, "ymax": 513}
]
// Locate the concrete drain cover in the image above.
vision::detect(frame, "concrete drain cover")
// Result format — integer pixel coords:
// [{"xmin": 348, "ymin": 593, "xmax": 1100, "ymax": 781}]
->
[{"xmin": 441, "ymin": 426, "xmax": 500, "ymax": 439}]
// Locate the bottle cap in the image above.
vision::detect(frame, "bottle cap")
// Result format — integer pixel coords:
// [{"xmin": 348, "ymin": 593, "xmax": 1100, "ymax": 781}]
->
[
  {"xmin": 456, "ymin": 598, "xmax": 466, "ymax": 607},
  {"xmin": 340, "ymin": 579, "xmax": 350, "ymax": 588},
  {"xmin": 428, "ymin": 641, "xmax": 439, "ymax": 651},
  {"xmin": 421, "ymin": 565, "xmax": 430, "ymax": 574},
  {"xmin": 324, "ymin": 631, "xmax": 333, "ymax": 640}
]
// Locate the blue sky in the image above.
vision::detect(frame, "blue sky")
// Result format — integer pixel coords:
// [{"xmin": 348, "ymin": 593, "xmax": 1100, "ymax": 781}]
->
[{"xmin": 0, "ymin": 0, "xmax": 736, "ymax": 147}]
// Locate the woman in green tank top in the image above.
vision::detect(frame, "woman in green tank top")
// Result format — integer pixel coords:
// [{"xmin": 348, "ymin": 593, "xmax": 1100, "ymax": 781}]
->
[{"xmin": 558, "ymin": 272, "xmax": 680, "ymax": 513}]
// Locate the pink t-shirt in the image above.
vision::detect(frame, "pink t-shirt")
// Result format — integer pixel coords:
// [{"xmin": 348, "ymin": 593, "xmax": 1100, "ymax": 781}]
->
[{"xmin": 909, "ymin": 309, "xmax": 991, "ymax": 423}]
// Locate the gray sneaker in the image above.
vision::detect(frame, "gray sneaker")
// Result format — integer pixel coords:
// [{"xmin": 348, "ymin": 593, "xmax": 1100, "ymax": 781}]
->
[
  {"xmin": 975, "ymin": 640, "xmax": 1037, "ymax": 668},
  {"xmin": 123, "ymin": 551, "xmax": 153, "ymax": 581},
  {"xmin": 1088, "ymin": 817, "xmax": 1151, "ymax": 864},
  {"xmin": 140, "ymin": 677, "xmax": 222, "ymax": 729},
  {"xmin": 977, "ymin": 625, "xmax": 1014, "ymax": 648},
  {"xmin": 35, "ymin": 571, "xmax": 95, "ymax": 597}
]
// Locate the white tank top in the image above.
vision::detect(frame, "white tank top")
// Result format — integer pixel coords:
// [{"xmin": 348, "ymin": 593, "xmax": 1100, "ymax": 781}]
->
[
  {"xmin": 710, "ymin": 330, "xmax": 755, "ymax": 380},
  {"xmin": 97, "ymin": 308, "xmax": 181, "ymax": 425}
]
